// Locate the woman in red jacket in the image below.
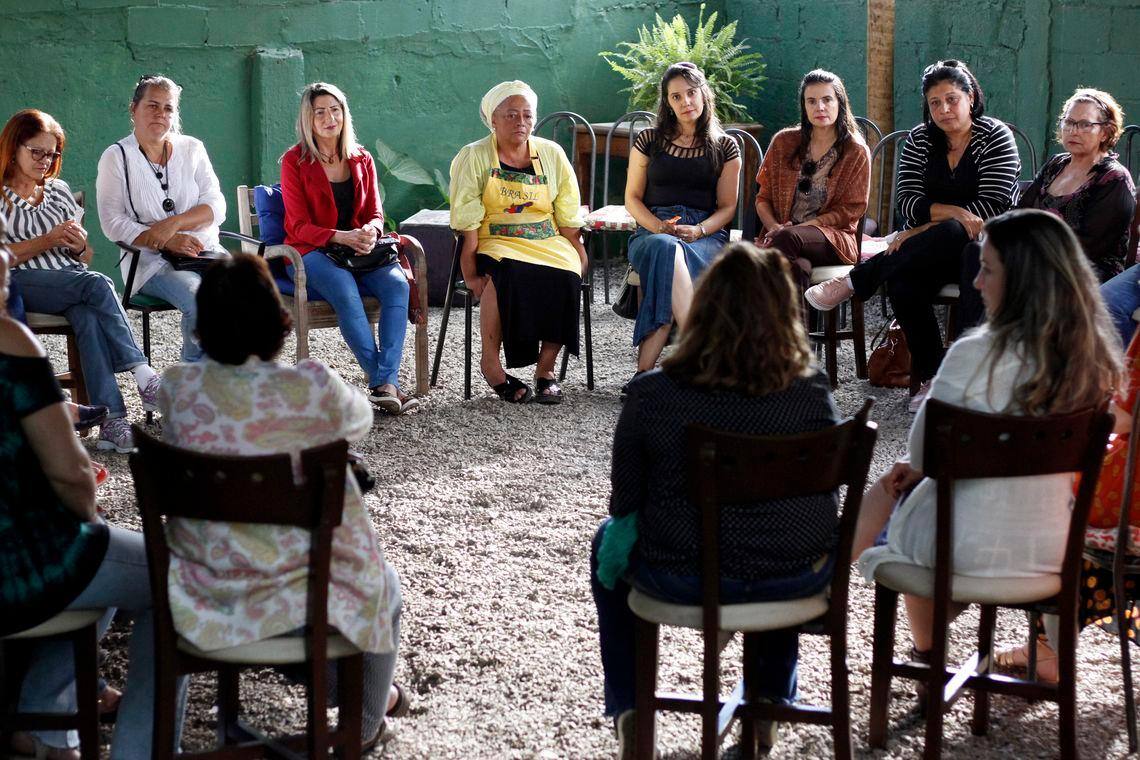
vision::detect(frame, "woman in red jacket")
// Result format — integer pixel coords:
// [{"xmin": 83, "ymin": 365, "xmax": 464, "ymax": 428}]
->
[{"xmin": 280, "ymin": 82, "xmax": 416, "ymax": 414}]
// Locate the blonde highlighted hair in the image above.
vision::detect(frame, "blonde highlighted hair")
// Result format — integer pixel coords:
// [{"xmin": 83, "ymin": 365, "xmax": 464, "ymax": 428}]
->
[
  {"xmin": 295, "ymin": 82, "xmax": 359, "ymax": 163},
  {"xmin": 662, "ymin": 242, "xmax": 814, "ymax": 395},
  {"xmin": 981, "ymin": 208, "xmax": 1121, "ymax": 415},
  {"xmin": 1054, "ymin": 87, "xmax": 1125, "ymax": 152}
]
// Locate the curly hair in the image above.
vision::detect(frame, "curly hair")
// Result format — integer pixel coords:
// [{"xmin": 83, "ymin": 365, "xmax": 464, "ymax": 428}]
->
[
  {"xmin": 662, "ymin": 242, "xmax": 814, "ymax": 395},
  {"xmin": 980, "ymin": 209, "xmax": 1121, "ymax": 415}
]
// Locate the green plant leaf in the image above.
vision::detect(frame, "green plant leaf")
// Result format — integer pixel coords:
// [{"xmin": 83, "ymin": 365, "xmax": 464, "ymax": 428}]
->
[
  {"xmin": 374, "ymin": 138, "xmax": 435, "ymax": 186},
  {"xmin": 377, "ymin": 180, "xmax": 386, "ymax": 205},
  {"xmin": 433, "ymin": 168, "xmax": 450, "ymax": 205}
]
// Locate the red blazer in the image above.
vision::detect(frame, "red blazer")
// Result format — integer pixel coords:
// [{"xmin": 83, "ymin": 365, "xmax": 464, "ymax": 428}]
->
[{"xmin": 280, "ymin": 143, "xmax": 385, "ymax": 255}]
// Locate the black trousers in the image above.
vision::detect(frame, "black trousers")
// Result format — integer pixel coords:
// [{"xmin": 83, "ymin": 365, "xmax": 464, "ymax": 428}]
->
[{"xmin": 849, "ymin": 220, "xmax": 984, "ymax": 383}]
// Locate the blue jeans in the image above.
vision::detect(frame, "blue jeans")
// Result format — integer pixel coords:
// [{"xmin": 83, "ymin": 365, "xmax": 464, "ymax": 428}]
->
[
  {"xmin": 8, "ymin": 276, "xmax": 26, "ymax": 322},
  {"xmin": 292, "ymin": 252, "xmax": 409, "ymax": 389},
  {"xmin": 12, "ymin": 266, "xmax": 148, "ymax": 417},
  {"xmin": 20, "ymin": 526, "xmax": 187, "ymax": 759},
  {"xmin": 1101, "ymin": 263, "xmax": 1140, "ymax": 349},
  {"xmin": 589, "ymin": 518, "xmax": 832, "ymax": 717},
  {"xmin": 138, "ymin": 268, "xmax": 203, "ymax": 362},
  {"xmin": 627, "ymin": 204, "xmax": 729, "ymax": 346}
]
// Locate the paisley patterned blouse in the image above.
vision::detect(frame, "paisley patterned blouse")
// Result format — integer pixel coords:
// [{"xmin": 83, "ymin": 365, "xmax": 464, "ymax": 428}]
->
[
  {"xmin": 157, "ymin": 357, "xmax": 396, "ymax": 654},
  {"xmin": 1017, "ymin": 153, "xmax": 1136, "ymax": 282}
]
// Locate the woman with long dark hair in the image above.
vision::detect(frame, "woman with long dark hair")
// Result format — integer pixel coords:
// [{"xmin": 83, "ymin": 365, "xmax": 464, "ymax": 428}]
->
[
  {"xmin": 592, "ymin": 242, "xmax": 839, "ymax": 757},
  {"xmin": 621, "ymin": 62, "xmax": 741, "ymax": 389},
  {"xmin": 755, "ymin": 69, "xmax": 870, "ymax": 288},
  {"xmin": 806, "ymin": 60, "xmax": 1020, "ymax": 410}
]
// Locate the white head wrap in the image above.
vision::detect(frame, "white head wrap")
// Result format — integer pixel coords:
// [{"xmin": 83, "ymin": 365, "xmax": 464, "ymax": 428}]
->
[{"xmin": 479, "ymin": 80, "xmax": 538, "ymax": 132}]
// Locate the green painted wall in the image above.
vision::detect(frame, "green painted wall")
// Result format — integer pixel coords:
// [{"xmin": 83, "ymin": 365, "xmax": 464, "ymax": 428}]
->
[
  {"xmin": 0, "ymin": 0, "xmax": 712, "ymax": 281},
  {"xmin": 728, "ymin": 0, "xmax": 869, "ymax": 142},
  {"xmin": 895, "ymin": 0, "xmax": 1140, "ymax": 177}
]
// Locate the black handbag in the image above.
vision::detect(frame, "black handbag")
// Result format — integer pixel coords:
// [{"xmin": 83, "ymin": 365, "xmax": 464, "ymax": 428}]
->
[
  {"xmin": 159, "ymin": 249, "xmax": 227, "ymax": 273},
  {"xmin": 612, "ymin": 266, "xmax": 639, "ymax": 319},
  {"xmin": 324, "ymin": 234, "xmax": 400, "ymax": 274}
]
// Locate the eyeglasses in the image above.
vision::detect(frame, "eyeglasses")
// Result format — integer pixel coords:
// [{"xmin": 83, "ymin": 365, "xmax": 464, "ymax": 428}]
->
[
  {"xmin": 22, "ymin": 145, "xmax": 61, "ymax": 163},
  {"xmin": 798, "ymin": 159, "xmax": 818, "ymax": 194},
  {"xmin": 1058, "ymin": 118, "xmax": 1106, "ymax": 133}
]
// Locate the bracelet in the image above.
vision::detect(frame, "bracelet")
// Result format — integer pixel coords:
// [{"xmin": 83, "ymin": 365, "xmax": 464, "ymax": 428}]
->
[{"xmin": 698, "ymin": 224, "xmax": 707, "ymax": 238}]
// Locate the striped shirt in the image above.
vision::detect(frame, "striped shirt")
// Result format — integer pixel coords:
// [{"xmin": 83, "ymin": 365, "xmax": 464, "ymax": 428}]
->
[
  {"xmin": 2, "ymin": 179, "xmax": 84, "ymax": 271},
  {"xmin": 896, "ymin": 116, "xmax": 1020, "ymax": 230}
]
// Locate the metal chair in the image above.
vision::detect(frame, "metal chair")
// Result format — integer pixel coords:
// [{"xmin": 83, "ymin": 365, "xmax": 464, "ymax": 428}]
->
[
  {"xmin": 234, "ymin": 185, "xmax": 431, "ymax": 395},
  {"xmin": 583, "ymin": 111, "xmax": 655, "ymax": 302},
  {"xmin": 868, "ymin": 399, "xmax": 1113, "ymax": 760},
  {"xmin": 723, "ymin": 127, "xmax": 763, "ymax": 243},
  {"xmin": 1, "ymin": 610, "xmax": 105, "ymax": 760},
  {"xmin": 1122, "ymin": 124, "xmax": 1140, "ymax": 181},
  {"xmin": 131, "ymin": 426, "xmax": 365, "ymax": 760},
  {"xmin": 430, "ymin": 231, "xmax": 594, "ymax": 399},
  {"xmin": 1002, "ymin": 121, "xmax": 1038, "ymax": 178},
  {"xmin": 856, "ymin": 116, "xmax": 884, "ymax": 147},
  {"xmin": 631, "ymin": 400, "xmax": 877, "ymax": 760}
]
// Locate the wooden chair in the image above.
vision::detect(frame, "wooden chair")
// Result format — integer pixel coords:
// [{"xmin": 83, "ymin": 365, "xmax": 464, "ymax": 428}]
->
[
  {"xmin": 630, "ymin": 400, "xmax": 878, "ymax": 760},
  {"xmin": 234, "ymin": 185, "xmax": 430, "ymax": 396},
  {"xmin": 25, "ymin": 190, "xmax": 89, "ymax": 406},
  {"xmin": 430, "ymin": 230, "xmax": 594, "ymax": 399},
  {"xmin": 129, "ymin": 426, "xmax": 364, "ymax": 760},
  {"xmin": 584, "ymin": 111, "xmax": 656, "ymax": 302},
  {"xmin": 1, "ymin": 610, "xmax": 105, "ymax": 760},
  {"xmin": 868, "ymin": 399, "xmax": 1113, "ymax": 759}
]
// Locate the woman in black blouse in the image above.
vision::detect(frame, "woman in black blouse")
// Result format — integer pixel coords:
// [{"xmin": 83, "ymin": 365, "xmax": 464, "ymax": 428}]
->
[
  {"xmin": 806, "ymin": 60, "xmax": 1020, "ymax": 410},
  {"xmin": 622, "ymin": 62, "xmax": 741, "ymax": 388},
  {"xmin": 590, "ymin": 242, "xmax": 839, "ymax": 757},
  {"xmin": 1018, "ymin": 88, "xmax": 1135, "ymax": 283}
]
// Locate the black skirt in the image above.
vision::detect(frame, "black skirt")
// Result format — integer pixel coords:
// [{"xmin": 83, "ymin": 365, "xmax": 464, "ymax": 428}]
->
[{"xmin": 476, "ymin": 254, "xmax": 581, "ymax": 369}]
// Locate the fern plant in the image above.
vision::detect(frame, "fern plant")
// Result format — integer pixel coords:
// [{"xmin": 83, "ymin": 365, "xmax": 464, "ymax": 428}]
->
[
  {"xmin": 599, "ymin": 3, "xmax": 766, "ymax": 124},
  {"xmin": 374, "ymin": 138, "xmax": 449, "ymax": 229}
]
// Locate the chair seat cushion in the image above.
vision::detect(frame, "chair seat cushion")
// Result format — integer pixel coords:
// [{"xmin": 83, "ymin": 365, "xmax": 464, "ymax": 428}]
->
[
  {"xmin": 1132, "ymin": 306, "xmax": 1140, "ymax": 323},
  {"xmin": 128, "ymin": 293, "xmax": 175, "ymax": 310},
  {"xmin": 810, "ymin": 265, "xmax": 854, "ymax": 285},
  {"xmin": 4, "ymin": 609, "xmax": 105, "ymax": 640},
  {"xmin": 24, "ymin": 312, "xmax": 70, "ymax": 329},
  {"xmin": 873, "ymin": 561, "xmax": 1060, "ymax": 604},
  {"xmin": 937, "ymin": 284, "xmax": 960, "ymax": 298},
  {"xmin": 253, "ymin": 184, "xmax": 286, "ymax": 246},
  {"xmin": 627, "ymin": 588, "xmax": 829, "ymax": 632},
  {"xmin": 585, "ymin": 204, "xmax": 636, "ymax": 231},
  {"xmin": 177, "ymin": 631, "xmax": 360, "ymax": 664}
]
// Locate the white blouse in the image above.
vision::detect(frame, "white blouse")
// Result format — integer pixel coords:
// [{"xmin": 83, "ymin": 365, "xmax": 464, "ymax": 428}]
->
[
  {"xmin": 95, "ymin": 132, "xmax": 225, "ymax": 293},
  {"xmin": 859, "ymin": 328, "xmax": 1074, "ymax": 580}
]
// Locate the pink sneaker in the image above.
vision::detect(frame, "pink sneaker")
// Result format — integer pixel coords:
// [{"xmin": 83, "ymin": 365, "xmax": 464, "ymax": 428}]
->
[{"xmin": 804, "ymin": 276, "xmax": 855, "ymax": 312}]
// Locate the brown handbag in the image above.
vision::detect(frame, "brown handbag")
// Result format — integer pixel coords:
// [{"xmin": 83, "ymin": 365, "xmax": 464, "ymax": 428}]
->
[{"xmin": 867, "ymin": 319, "xmax": 911, "ymax": 388}]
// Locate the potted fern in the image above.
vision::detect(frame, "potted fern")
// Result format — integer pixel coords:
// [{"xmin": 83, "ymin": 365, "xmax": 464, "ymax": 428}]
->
[{"xmin": 599, "ymin": 3, "xmax": 766, "ymax": 124}]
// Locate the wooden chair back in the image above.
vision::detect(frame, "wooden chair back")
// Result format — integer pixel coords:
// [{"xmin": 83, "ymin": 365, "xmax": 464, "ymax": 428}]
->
[{"xmin": 687, "ymin": 398, "xmax": 878, "ymax": 637}]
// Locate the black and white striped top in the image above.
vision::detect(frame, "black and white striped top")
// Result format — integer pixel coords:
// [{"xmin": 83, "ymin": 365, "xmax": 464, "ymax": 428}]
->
[
  {"xmin": 896, "ymin": 116, "xmax": 1020, "ymax": 230},
  {"xmin": 2, "ymin": 179, "xmax": 83, "ymax": 271}
]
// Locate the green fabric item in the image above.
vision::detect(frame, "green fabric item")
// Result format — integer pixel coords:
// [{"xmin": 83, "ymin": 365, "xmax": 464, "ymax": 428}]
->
[
  {"xmin": 596, "ymin": 513, "xmax": 638, "ymax": 591},
  {"xmin": 129, "ymin": 293, "xmax": 174, "ymax": 310}
]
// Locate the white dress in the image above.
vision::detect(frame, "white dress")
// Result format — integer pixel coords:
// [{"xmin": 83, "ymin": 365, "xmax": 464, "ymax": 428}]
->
[{"xmin": 859, "ymin": 327, "xmax": 1074, "ymax": 580}]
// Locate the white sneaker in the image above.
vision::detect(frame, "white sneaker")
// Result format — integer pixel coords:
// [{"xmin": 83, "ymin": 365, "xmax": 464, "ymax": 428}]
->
[
  {"xmin": 96, "ymin": 417, "xmax": 134, "ymax": 453},
  {"xmin": 804, "ymin": 276, "xmax": 855, "ymax": 312},
  {"xmin": 138, "ymin": 374, "xmax": 162, "ymax": 413},
  {"xmin": 615, "ymin": 710, "xmax": 635, "ymax": 760},
  {"xmin": 908, "ymin": 381, "xmax": 932, "ymax": 414}
]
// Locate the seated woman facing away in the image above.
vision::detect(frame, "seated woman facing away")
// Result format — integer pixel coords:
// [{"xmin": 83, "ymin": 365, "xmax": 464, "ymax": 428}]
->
[
  {"xmin": 591, "ymin": 242, "xmax": 840, "ymax": 758},
  {"xmin": 158, "ymin": 253, "xmax": 407, "ymax": 748},
  {"xmin": 279, "ymin": 81, "xmax": 419, "ymax": 415},
  {"xmin": 0, "ymin": 230, "xmax": 184, "ymax": 760},
  {"xmin": 755, "ymin": 69, "xmax": 870, "ymax": 289},
  {"xmin": 1017, "ymin": 88, "xmax": 1134, "ymax": 284},
  {"xmin": 623, "ymin": 62, "xmax": 740, "ymax": 390},
  {"xmin": 2, "ymin": 108, "xmax": 160, "ymax": 453},
  {"xmin": 852, "ymin": 208, "xmax": 1121, "ymax": 701},
  {"xmin": 449, "ymin": 80, "xmax": 588, "ymax": 404},
  {"xmin": 96, "ymin": 73, "xmax": 228, "ymax": 365},
  {"xmin": 806, "ymin": 59, "xmax": 1020, "ymax": 411}
]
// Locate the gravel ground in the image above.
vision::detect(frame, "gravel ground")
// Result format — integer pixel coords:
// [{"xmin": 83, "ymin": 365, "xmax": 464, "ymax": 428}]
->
[{"xmin": 54, "ymin": 271, "xmax": 1138, "ymax": 759}]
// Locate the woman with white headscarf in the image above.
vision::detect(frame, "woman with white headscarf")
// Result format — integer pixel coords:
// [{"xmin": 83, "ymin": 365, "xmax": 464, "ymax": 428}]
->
[{"xmin": 449, "ymin": 80, "xmax": 587, "ymax": 404}]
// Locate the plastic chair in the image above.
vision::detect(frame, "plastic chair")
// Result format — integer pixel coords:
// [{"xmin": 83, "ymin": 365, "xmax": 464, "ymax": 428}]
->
[
  {"xmin": 1, "ymin": 610, "xmax": 105, "ymax": 760},
  {"xmin": 630, "ymin": 400, "xmax": 877, "ymax": 760},
  {"xmin": 130, "ymin": 426, "xmax": 364, "ymax": 760},
  {"xmin": 583, "ymin": 111, "xmax": 655, "ymax": 302},
  {"xmin": 868, "ymin": 399, "xmax": 1113, "ymax": 760}
]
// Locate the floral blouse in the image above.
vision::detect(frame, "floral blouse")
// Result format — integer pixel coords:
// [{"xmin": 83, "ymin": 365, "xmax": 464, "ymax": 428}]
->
[
  {"xmin": 157, "ymin": 357, "xmax": 396, "ymax": 654},
  {"xmin": 1017, "ymin": 153, "xmax": 1136, "ymax": 281}
]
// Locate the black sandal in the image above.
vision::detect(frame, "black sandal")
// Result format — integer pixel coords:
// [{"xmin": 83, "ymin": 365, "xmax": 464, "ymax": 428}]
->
[
  {"xmin": 488, "ymin": 373, "xmax": 533, "ymax": 403},
  {"xmin": 534, "ymin": 376, "xmax": 563, "ymax": 405}
]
